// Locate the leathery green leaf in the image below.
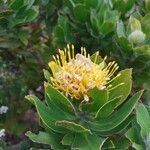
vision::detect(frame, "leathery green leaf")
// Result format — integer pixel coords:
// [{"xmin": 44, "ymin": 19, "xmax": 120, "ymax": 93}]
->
[
  {"xmin": 95, "ymin": 96, "xmax": 122, "ymax": 119},
  {"xmin": 145, "ymin": 0, "xmax": 150, "ymax": 12},
  {"xmin": 55, "ymin": 120, "xmax": 91, "ymax": 134},
  {"xmin": 45, "ymin": 93, "xmax": 76, "ymax": 121},
  {"xmin": 45, "ymin": 84, "xmax": 76, "ymax": 121},
  {"xmin": 82, "ymin": 88, "xmax": 108, "ymax": 112},
  {"xmin": 25, "ymin": 131, "xmax": 56, "ymax": 145},
  {"xmin": 90, "ymin": 51, "xmax": 104, "ymax": 64},
  {"xmin": 98, "ymin": 115, "xmax": 134, "ymax": 136},
  {"xmin": 85, "ymin": 0, "xmax": 99, "ymax": 8},
  {"xmin": 87, "ymin": 90, "xmax": 143, "ymax": 132},
  {"xmin": 109, "ymin": 69, "xmax": 132, "ymax": 104},
  {"xmin": 109, "ymin": 136, "xmax": 131, "ymax": 150},
  {"xmin": 141, "ymin": 13, "xmax": 150, "ymax": 36},
  {"xmin": 136, "ymin": 104, "xmax": 150, "ymax": 137},
  {"xmin": 26, "ymin": 131, "xmax": 67, "ymax": 149},
  {"xmin": 100, "ymin": 22, "xmax": 115, "ymax": 35},
  {"xmin": 73, "ymin": 4, "xmax": 89, "ymax": 22},
  {"xmin": 117, "ymin": 20, "xmax": 126, "ymax": 38},
  {"xmin": 61, "ymin": 133, "xmax": 74, "ymax": 145},
  {"xmin": 43, "ymin": 69, "xmax": 51, "ymax": 82},
  {"xmin": 101, "ymin": 139, "xmax": 115, "ymax": 150},
  {"xmin": 126, "ymin": 125, "xmax": 145, "ymax": 150},
  {"xmin": 9, "ymin": 0, "xmax": 24, "ymax": 10},
  {"xmin": 45, "ymin": 83, "xmax": 76, "ymax": 113},
  {"xmin": 25, "ymin": 95, "xmax": 67, "ymax": 134},
  {"xmin": 71, "ymin": 133, "xmax": 106, "ymax": 150}
]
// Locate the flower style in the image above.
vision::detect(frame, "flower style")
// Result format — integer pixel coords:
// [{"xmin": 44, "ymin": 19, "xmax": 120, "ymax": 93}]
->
[{"xmin": 48, "ymin": 44, "xmax": 118, "ymax": 101}]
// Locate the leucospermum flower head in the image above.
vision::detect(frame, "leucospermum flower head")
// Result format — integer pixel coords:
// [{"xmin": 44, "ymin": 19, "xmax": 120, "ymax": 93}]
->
[{"xmin": 48, "ymin": 44, "xmax": 119, "ymax": 101}]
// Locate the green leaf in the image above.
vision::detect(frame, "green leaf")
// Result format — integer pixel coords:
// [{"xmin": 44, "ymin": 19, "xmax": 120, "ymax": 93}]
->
[
  {"xmin": 112, "ymin": 0, "xmax": 126, "ymax": 13},
  {"xmin": 136, "ymin": 104, "xmax": 150, "ymax": 138},
  {"xmin": 71, "ymin": 133, "xmax": 106, "ymax": 150},
  {"xmin": 132, "ymin": 144, "xmax": 145, "ymax": 150},
  {"xmin": 117, "ymin": 37, "xmax": 133, "ymax": 52},
  {"xmin": 45, "ymin": 83, "xmax": 76, "ymax": 114},
  {"xmin": 97, "ymin": 1, "xmax": 107, "ymax": 26},
  {"xmin": 25, "ymin": 95, "xmax": 67, "ymax": 133},
  {"xmin": 61, "ymin": 133, "xmax": 74, "ymax": 145},
  {"xmin": 99, "ymin": 10, "xmax": 119, "ymax": 35},
  {"xmin": 9, "ymin": 6, "xmax": 39, "ymax": 27},
  {"xmin": 0, "ymin": 10, "xmax": 13, "ymax": 17},
  {"xmin": 24, "ymin": 6, "xmax": 39, "ymax": 22},
  {"xmin": 25, "ymin": 131, "xmax": 55, "ymax": 145},
  {"xmin": 56, "ymin": 120, "xmax": 91, "ymax": 134},
  {"xmin": 90, "ymin": 9, "xmax": 99, "ymax": 35},
  {"xmin": 98, "ymin": 115, "xmax": 133, "ymax": 136},
  {"xmin": 109, "ymin": 69, "xmax": 132, "ymax": 105},
  {"xmin": 26, "ymin": 131, "xmax": 66, "ymax": 149},
  {"xmin": 90, "ymin": 51, "xmax": 103, "ymax": 64},
  {"xmin": 145, "ymin": 0, "xmax": 150, "ymax": 12},
  {"xmin": 44, "ymin": 84, "xmax": 76, "ymax": 121},
  {"xmin": 142, "ymin": 13, "xmax": 150, "ymax": 36},
  {"xmin": 73, "ymin": 4, "xmax": 89, "ymax": 22},
  {"xmin": 100, "ymin": 22, "xmax": 115, "ymax": 35},
  {"xmin": 53, "ymin": 25, "xmax": 65, "ymax": 40},
  {"xmin": 9, "ymin": 0, "xmax": 24, "ymax": 10},
  {"xmin": 95, "ymin": 96, "xmax": 122, "ymax": 119},
  {"xmin": 126, "ymin": 0, "xmax": 136, "ymax": 12},
  {"xmin": 43, "ymin": 69, "xmax": 51, "ymax": 82},
  {"xmin": 85, "ymin": 0, "xmax": 99, "ymax": 8},
  {"xmin": 111, "ymin": 136, "xmax": 131, "ymax": 150},
  {"xmin": 18, "ymin": 30, "xmax": 29, "ymax": 45},
  {"xmin": 117, "ymin": 20, "xmax": 126, "ymax": 38},
  {"xmin": 102, "ymin": 139, "xmax": 115, "ymax": 150},
  {"xmin": 57, "ymin": 15, "xmax": 72, "ymax": 41},
  {"xmin": 87, "ymin": 90, "xmax": 143, "ymax": 133},
  {"xmin": 82, "ymin": 88, "xmax": 108, "ymax": 112},
  {"xmin": 71, "ymin": 0, "xmax": 84, "ymax": 5},
  {"xmin": 126, "ymin": 124, "xmax": 145, "ymax": 150},
  {"xmin": 45, "ymin": 92, "xmax": 75, "ymax": 121},
  {"xmin": 24, "ymin": 0, "xmax": 35, "ymax": 9}
]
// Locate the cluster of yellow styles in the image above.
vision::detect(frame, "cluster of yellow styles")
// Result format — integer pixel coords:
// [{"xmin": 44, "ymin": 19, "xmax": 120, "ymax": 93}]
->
[{"xmin": 48, "ymin": 45, "xmax": 118, "ymax": 101}]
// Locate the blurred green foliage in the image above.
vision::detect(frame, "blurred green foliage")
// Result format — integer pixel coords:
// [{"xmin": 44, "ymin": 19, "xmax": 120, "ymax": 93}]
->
[
  {"xmin": 0, "ymin": 0, "xmax": 53, "ymax": 135},
  {"xmin": 0, "ymin": 0, "xmax": 150, "ymax": 149},
  {"xmin": 52, "ymin": 0, "xmax": 150, "ymax": 102}
]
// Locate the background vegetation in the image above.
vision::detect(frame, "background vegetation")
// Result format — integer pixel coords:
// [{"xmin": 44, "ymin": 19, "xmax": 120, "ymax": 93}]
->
[{"xmin": 0, "ymin": 0, "xmax": 150, "ymax": 149}]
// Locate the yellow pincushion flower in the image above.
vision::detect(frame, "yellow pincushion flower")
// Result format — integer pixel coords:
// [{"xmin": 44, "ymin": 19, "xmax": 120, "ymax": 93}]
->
[{"xmin": 48, "ymin": 44, "xmax": 118, "ymax": 101}]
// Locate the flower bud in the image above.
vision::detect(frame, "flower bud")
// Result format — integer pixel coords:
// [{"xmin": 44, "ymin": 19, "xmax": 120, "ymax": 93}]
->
[{"xmin": 128, "ymin": 30, "xmax": 146, "ymax": 44}]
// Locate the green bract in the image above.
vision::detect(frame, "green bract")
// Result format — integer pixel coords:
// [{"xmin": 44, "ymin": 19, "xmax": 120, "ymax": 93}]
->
[{"xmin": 26, "ymin": 52, "xmax": 143, "ymax": 149}]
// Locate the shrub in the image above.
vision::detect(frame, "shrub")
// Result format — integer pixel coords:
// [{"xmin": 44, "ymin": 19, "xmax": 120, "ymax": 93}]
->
[{"xmin": 26, "ymin": 45, "xmax": 149, "ymax": 149}]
